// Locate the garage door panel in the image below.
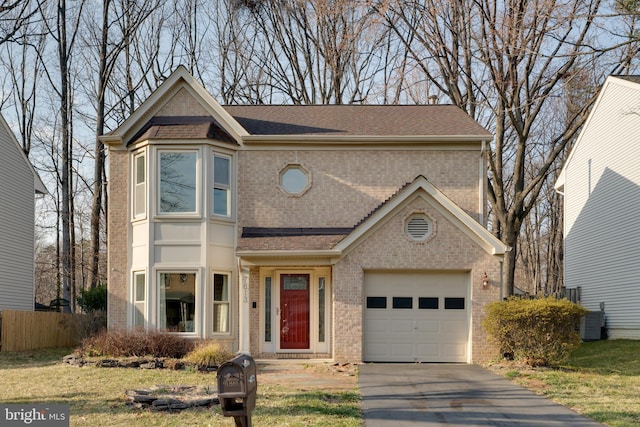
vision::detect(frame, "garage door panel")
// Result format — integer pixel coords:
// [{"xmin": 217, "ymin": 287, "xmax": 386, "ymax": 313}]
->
[
  {"xmin": 442, "ymin": 343, "xmax": 467, "ymax": 361},
  {"xmin": 388, "ymin": 332, "xmax": 415, "ymax": 344},
  {"xmin": 391, "ymin": 319, "xmax": 414, "ymax": 333},
  {"xmin": 364, "ymin": 272, "xmax": 469, "ymax": 363},
  {"xmin": 417, "ymin": 319, "xmax": 441, "ymax": 334},
  {"xmin": 365, "ymin": 343, "xmax": 391, "ymax": 359},
  {"xmin": 442, "ymin": 319, "xmax": 466, "ymax": 336},
  {"xmin": 416, "ymin": 343, "xmax": 441, "ymax": 358},
  {"xmin": 391, "ymin": 343, "xmax": 413, "ymax": 357},
  {"xmin": 367, "ymin": 318, "xmax": 390, "ymax": 333}
]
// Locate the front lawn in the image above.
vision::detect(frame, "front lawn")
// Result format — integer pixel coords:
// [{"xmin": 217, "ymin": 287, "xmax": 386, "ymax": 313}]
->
[
  {"xmin": 0, "ymin": 348, "xmax": 360, "ymax": 426},
  {"xmin": 489, "ymin": 340, "xmax": 640, "ymax": 427},
  {"xmin": 3, "ymin": 340, "xmax": 639, "ymax": 426}
]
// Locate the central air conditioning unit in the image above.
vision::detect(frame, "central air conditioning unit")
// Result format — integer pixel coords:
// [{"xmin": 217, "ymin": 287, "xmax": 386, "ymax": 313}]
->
[{"xmin": 580, "ymin": 310, "xmax": 605, "ymax": 341}]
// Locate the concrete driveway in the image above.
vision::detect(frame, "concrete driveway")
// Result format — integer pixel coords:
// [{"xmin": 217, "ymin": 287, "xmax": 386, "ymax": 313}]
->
[{"xmin": 359, "ymin": 364, "xmax": 604, "ymax": 427}]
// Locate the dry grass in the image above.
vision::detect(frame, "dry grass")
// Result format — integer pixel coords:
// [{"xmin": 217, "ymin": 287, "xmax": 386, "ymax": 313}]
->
[
  {"xmin": 0, "ymin": 348, "xmax": 361, "ymax": 427},
  {"xmin": 182, "ymin": 341, "xmax": 234, "ymax": 368},
  {"xmin": 487, "ymin": 340, "xmax": 640, "ymax": 427}
]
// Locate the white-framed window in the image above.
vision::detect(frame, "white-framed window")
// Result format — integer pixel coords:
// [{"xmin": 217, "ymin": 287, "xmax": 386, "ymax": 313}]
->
[
  {"xmin": 279, "ymin": 163, "xmax": 311, "ymax": 196},
  {"xmin": 213, "ymin": 273, "xmax": 230, "ymax": 333},
  {"xmin": 158, "ymin": 150, "xmax": 198, "ymax": 214},
  {"xmin": 133, "ymin": 271, "xmax": 146, "ymax": 328},
  {"xmin": 133, "ymin": 152, "xmax": 146, "ymax": 218},
  {"xmin": 213, "ymin": 154, "xmax": 231, "ymax": 217},
  {"xmin": 318, "ymin": 276, "xmax": 326, "ymax": 343},
  {"xmin": 264, "ymin": 276, "xmax": 272, "ymax": 342},
  {"xmin": 158, "ymin": 272, "xmax": 197, "ymax": 333}
]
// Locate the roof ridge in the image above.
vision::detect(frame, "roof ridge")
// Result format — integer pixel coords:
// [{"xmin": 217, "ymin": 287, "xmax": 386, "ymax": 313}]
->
[{"xmin": 223, "ymin": 104, "xmax": 456, "ymax": 108}]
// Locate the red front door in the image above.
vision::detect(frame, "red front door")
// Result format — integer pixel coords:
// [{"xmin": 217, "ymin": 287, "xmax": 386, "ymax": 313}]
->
[{"xmin": 280, "ymin": 274, "xmax": 310, "ymax": 349}]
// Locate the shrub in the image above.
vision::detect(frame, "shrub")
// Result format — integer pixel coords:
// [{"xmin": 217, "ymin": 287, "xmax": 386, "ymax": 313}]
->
[
  {"xmin": 75, "ymin": 309, "xmax": 107, "ymax": 339},
  {"xmin": 77, "ymin": 284, "xmax": 107, "ymax": 313},
  {"xmin": 483, "ymin": 296, "xmax": 587, "ymax": 366},
  {"xmin": 80, "ymin": 329, "xmax": 195, "ymax": 358},
  {"xmin": 183, "ymin": 341, "xmax": 234, "ymax": 368}
]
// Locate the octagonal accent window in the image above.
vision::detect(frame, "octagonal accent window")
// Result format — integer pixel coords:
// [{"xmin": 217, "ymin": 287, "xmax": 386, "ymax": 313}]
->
[
  {"xmin": 279, "ymin": 164, "xmax": 311, "ymax": 196},
  {"xmin": 405, "ymin": 214, "xmax": 433, "ymax": 241}
]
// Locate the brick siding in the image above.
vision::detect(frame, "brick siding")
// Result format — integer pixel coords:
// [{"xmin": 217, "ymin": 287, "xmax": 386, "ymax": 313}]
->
[
  {"xmin": 238, "ymin": 149, "xmax": 482, "ymax": 230},
  {"xmin": 331, "ymin": 198, "xmax": 501, "ymax": 363},
  {"xmin": 107, "ymin": 148, "xmax": 129, "ymax": 330},
  {"xmin": 157, "ymin": 88, "xmax": 210, "ymax": 117}
]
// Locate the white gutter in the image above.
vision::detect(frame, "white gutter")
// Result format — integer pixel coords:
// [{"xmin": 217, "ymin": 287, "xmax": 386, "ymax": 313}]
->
[
  {"xmin": 242, "ymin": 135, "xmax": 490, "ymax": 144},
  {"xmin": 236, "ymin": 249, "xmax": 342, "ymax": 258}
]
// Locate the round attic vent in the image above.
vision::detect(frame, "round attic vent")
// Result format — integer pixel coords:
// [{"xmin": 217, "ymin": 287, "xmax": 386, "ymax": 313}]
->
[{"xmin": 406, "ymin": 215, "xmax": 432, "ymax": 241}]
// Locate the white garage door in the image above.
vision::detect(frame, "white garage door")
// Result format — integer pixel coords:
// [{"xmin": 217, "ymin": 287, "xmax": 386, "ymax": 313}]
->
[{"xmin": 363, "ymin": 271, "xmax": 470, "ymax": 363}]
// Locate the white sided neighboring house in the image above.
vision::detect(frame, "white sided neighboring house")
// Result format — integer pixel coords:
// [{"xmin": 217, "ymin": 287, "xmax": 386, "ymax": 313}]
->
[
  {"xmin": 0, "ymin": 113, "xmax": 46, "ymax": 311},
  {"xmin": 555, "ymin": 75, "xmax": 640, "ymax": 339}
]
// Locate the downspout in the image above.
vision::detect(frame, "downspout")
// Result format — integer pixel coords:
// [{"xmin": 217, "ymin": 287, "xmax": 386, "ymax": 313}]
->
[{"xmin": 500, "ymin": 260, "xmax": 504, "ymax": 301}]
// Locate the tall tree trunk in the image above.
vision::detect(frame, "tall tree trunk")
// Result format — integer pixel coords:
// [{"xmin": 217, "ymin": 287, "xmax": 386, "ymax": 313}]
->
[
  {"xmin": 502, "ymin": 227, "xmax": 518, "ymax": 298},
  {"xmin": 58, "ymin": 0, "xmax": 72, "ymax": 313},
  {"xmin": 69, "ymin": 170, "xmax": 76, "ymax": 312},
  {"xmin": 89, "ymin": 0, "xmax": 110, "ymax": 289}
]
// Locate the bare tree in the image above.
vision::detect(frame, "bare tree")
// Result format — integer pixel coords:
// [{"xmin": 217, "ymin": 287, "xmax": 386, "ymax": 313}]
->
[
  {"xmin": 35, "ymin": 0, "xmax": 87, "ymax": 311},
  {"xmin": 212, "ymin": 0, "xmax": 267, "ymax": 103},
  {"xmin": 0, "ymin": 0, "xmax": 41, "ymax": 45},
  {"xmin": 382, "ymin": 0, "xmax": 639, "ymax": 295},
  {"xmin": 76, "ymin": 0, "xmax": 160, "ymax": 289},
  {"xmin": 230, "ymin": 0, "xmax": 388, "ymax": 104},
  {"xmin": 2, "ymin": 24, "xmax": 45, "ymax": 155}
]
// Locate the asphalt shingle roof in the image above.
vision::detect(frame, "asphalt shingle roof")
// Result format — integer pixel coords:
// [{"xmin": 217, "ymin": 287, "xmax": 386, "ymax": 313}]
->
[
  {"xmin": 236, "ymin": 234, "xmax": 348, "ymax": 251},
  {"xmin": 130, "ymin": 105, "xmax": 490, "ymax": 145},
  {"xmin": 223, "ymin": 104, "xmax": 490, "ymax": 137},
  {"xmin": 129, "ymin": 116, "xmax": 236, "ymax": 145}
]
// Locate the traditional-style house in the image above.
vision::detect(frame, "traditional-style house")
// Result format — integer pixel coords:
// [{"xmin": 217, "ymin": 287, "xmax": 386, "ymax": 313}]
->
[{"xmin": 102, "ymin": 66, "xmax": 507, "ymax": 363}]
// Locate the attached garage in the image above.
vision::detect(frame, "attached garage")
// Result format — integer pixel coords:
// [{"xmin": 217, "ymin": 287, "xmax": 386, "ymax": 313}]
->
[{"xmin": 363, "ymin": 271, "xmax": 470, "ymax": 363}]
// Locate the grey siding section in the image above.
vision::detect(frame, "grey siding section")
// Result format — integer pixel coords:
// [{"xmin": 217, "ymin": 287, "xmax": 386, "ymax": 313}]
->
[
  {"xmin": 563, "ymin": 78, "xmax": 640, "ymax": 336},
  {"xmin": 0, "ymin": 116, "xmax": 35, "ymax": 311}
]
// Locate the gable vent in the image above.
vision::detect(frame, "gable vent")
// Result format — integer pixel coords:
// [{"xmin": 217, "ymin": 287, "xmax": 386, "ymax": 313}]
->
[{"xmin": 406, "ymin": 215, "xmax": 432, "ymax": 241}]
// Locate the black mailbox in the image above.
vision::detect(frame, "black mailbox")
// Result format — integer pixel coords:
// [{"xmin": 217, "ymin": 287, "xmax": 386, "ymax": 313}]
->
[{"xmin": 217, "ymin": 354, "xmax": 257, "ymax": 427}]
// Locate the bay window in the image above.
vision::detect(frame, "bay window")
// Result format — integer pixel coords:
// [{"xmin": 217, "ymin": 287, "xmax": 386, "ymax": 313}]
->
[
  {"xmin": 158, "ymin": 151, "xmax": 197, "ymax": 214},
  {"xmin": 213, "ymin": 154, "xmax": 231, "ymax": 217},
  {"xmin": 159, "ymin": 272, "xmax": 196, "ymax": 332},
  {"xmin": 133, "ymin": 152, "xmax": 146, "ymax": 218},
  {"xmin": 133, "ymin": 272, "xmax": 145, "ymax": 328},
  {"xmin": 213, "ymin": 273, "xmax": 230, "ymax": 333}
]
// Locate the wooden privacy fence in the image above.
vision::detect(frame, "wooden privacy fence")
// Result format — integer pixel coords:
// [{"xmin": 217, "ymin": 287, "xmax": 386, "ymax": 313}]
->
[{"xmin": 0, "ymin": 310, "xmax": 85, "ymax": 352}]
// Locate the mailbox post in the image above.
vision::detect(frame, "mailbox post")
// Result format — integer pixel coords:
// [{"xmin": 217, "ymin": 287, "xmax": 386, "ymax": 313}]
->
[{"xmin": 217, "ymin": 354, "xmax": 257, "ymax": 427}]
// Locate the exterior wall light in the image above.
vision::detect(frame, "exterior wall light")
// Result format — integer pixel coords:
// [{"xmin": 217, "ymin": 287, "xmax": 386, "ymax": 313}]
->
[{"xmin": 482, "ymin": 272, "xmax": 489, "ymax": 289}]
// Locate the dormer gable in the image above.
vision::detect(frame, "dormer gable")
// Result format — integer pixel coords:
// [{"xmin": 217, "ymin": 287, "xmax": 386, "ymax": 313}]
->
[
  {"xmin": 335, "ymin": 175, "xmax": 508, "ymax": 257},
  {"xmin": 100, "ymin": 65, "xmax": 248, "ymax": 149}
]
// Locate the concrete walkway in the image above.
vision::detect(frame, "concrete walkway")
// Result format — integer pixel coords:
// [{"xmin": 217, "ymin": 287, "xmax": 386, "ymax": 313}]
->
[{"xmin": 359, "ymin": 364, "xmax": 604, "ymax": 427}]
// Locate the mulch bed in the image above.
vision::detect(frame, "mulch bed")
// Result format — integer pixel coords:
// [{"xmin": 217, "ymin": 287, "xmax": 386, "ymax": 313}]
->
[{"xmin": 62, "ymin": 354, "xmax": 217, "ymax": 371}]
